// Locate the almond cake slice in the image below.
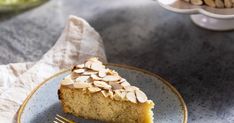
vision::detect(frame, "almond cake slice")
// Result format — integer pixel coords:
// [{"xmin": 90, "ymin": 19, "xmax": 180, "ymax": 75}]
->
[{"xmin": 58, "ymin": 57, "xmax": 155, "ymax": 123}]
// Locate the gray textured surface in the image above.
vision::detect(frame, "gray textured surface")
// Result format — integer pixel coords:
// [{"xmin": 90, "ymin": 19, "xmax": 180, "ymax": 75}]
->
[{"xmin": 0, "ymin": 0, "xmax": 234, "ymax": 122}]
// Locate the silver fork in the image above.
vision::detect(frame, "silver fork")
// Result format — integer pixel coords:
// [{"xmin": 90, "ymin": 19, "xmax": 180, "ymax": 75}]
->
[{"xmin": 53, "ymin": 114, "xmax": 76, "ymax": 123}]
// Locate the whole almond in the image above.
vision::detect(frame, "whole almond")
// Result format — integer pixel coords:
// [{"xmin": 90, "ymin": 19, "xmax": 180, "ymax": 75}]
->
[
  {"xmin": 135, "ymin": 90, "xmax": 148, "ymax": 103},
  {"xmin": 126, "ymin": 91, "xmax": 137, "ymax": 103}
]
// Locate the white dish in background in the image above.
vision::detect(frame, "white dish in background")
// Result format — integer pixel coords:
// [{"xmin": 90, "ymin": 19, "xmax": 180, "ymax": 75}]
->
[{"xmin": 158, "ymin": 0, "xmax": 234, "ymax": 31}]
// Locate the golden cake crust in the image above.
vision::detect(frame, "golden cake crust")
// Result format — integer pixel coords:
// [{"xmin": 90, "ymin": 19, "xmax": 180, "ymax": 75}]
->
[
  {"xmin": 58, "ymin": 86, "xmax": 154, "ymax": 123},
  {"xmin": 58, "ymin": 57, "xmax": 155, "ymax": 123}
]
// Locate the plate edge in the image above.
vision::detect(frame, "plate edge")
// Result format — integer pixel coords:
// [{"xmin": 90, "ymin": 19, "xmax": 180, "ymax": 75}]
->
[
  {"xmin": 17, "ymin": 64, "xmax": 188, "ymax": 123},
  {"xmin": 108, "ymin": 63, "xmax": 188, "ymax": 123},
  {"xmin": 17, "ymin": 69, "xmax": 70, "ymax": 123}
]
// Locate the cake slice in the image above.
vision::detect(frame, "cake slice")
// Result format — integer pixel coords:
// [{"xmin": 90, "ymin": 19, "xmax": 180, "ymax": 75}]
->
[{"xmin": 58, "ymin": 57, "xmax": 155, "ymax": 123}]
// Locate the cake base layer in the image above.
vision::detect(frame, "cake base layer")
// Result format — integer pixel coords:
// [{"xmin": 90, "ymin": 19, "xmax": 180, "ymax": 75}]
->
[{"xmin": 58, "ymin": 86, "xmax": 154, "ymax": 123}]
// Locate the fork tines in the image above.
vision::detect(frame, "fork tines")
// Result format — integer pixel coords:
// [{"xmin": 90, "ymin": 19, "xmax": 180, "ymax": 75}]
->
[{"xmin": 53, "ymin": 114, "xmax": 75, "ymax": 123}]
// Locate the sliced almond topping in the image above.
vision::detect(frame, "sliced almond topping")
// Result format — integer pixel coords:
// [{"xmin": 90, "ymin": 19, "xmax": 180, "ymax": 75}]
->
[
  {"xmin": 101, "ymin": 90, "xmax": 109, "ymax": 97},
  {"xmin": 191, "ymin": 0, "xmax": 203, "ymax": 5},
  {"xmin": 64, "ymin": 57, "xmax": 149, "ymax": 104},
  {"xmin": 88, "ymin": 57, "xmax": 99, "ymax": 61},
  {"xmin": 126, "ymin": 91, "xmax": 137, "ymax": 103},
  {"xmin": 204, "ymin": 0, "xmax": 216, "ymax": 7},
  {"xmin": 106, "ymin": 69, "xmax": 112, "ymax": 75},
  {"xmin": 215, "ymin": 0, "xmax": 225, "ymax": 8},
  {"xmin": 86, "ymin": 77, "xmax": 92, "ymax": 83},
  {"xmin": 74, "ymin": 82, "xmax": 91, "ymax": 89},
  {"xmin": 135, "ymin": 90, "xmax": 148, "ymax": 103},
  {"xmin": 75, "ymin": 76, "xmax": 90, "ymax": 83},
  {"xmin": 113, "ymin": 90, "xmax": 122, "ymax": 100},
  {"xmin": 91, "ymin": 74, "xmax": 102, "ymax": 81},
  {"xmin": 106, "ymin": 69, "xmax": 117, "ymax": 75},
  {"xmin": 119, "ymin": 91, "xmax": 127, "ymax": 100},
  {"xmin": 73, "ymin": 69, "xmax": 85, "ymax": 74},
  {"xmin": 84, "ymin": 61, "xmax": 93, "ymax": 68},
  {"xmin": 61, "ymin": 78, "xmax": 74, "ymax": 85},
  {"xmin": 71, "ymin": 73, "xmax": 80, "ymax": 80},
  {"xmin": 76, "ymin": 64, "xmax": 85, "ymax": 69},
  {"xmin": 109, "ymin": 70, "xmax": 118, "ymax": 76},
  {"xmin": 124, "ymin": 86, "xmax": 139, "ymax": 92},
  {"xmin": 107, "ymin": 90, "xmax": 114, "ymax": 98},
  {"xmin": 98, "ymin": 70, "xmax": 107, "ymax": 78},
  {"xmin": 90, "ymin": 61, "xmax": 104, "ymax": 71},
  {"xmin": 113, "ymin": 90, "xmax": 126, "ymax": 100},
  {"xmin": 224, "ymin": 0, "xmax": 232, "ymax": 8},
  {"xmin": 82, "ymin": 71, "xmax": 98, "ymax": 75},
  {"xmin": 101, "ymin": 90, "xmax": 114, "ymax": 98},
  {"xmin": 103, "ymin": 75, "xmax": 121, "ymax": 82},
  {"xmin": 109, "ymin": 82, "xmax": 122, "ymax": 90},
  {"xmin": 112, "ymin": 70, "xmax": 118, "ymax": 74},
  {"xmin": 93, "ymin": 81, "xmax": 112, "ymax": 90},
  {"xmin": 88, "ymin": 86, "xmax": 101, "ymax": 93},
  {"xmin": 120, "ymin": 91, "xmax": 127, "ymax": 99},
  {"xmin": 119, "ymin": 78, "xmax": 127, "ymax": 83},
  {"xmin": 118, "ymin": 89, "xmax": 126, "ymax": 92},
  {"xmin": 121, "ymin": 81, "xmax": 131, "ymax": 87}
]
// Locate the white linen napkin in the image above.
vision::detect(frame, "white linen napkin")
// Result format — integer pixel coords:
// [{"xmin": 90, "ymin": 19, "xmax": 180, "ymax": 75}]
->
[{"xmin": 0, "ymin": 15, "xmax": 107, "ymax": 123}]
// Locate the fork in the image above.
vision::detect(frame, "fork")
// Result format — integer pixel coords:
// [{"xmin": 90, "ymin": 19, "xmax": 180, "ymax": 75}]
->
[{"xmin": 53, "ymin": 114, "xmax": 76, "ymax": 123}]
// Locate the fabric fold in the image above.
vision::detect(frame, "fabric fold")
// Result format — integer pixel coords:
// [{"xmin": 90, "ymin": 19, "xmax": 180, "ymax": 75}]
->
[{"xmin": 0, "ymin": 15, "xmax": 106, "ymax": 123}]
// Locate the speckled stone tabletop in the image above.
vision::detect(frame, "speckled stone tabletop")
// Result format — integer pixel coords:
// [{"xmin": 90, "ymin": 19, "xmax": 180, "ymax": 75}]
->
[{"xmin": 1, "ymin": 0, "xmax": 234, "ymax": 122}]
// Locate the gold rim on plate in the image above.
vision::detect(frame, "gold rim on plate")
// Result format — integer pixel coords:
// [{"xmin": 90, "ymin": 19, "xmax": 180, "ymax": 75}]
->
[{"xmin": 17, "ymin": 64, "xmax": 188, "ymax": 123}]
